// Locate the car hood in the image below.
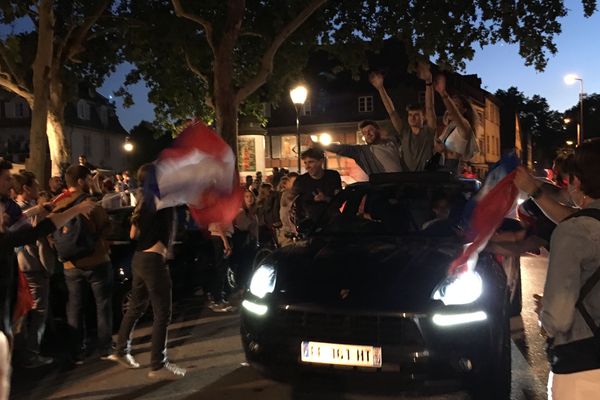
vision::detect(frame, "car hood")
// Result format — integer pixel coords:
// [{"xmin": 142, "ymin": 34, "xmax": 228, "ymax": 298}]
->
[{"xmin": 268, "ymin": 236, "xmax": 464, "ymax": 313}]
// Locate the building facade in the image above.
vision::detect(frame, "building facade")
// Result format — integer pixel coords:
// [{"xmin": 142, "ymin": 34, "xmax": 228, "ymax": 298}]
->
[
  {"xmin": 239, "ymin": 55, "xmax": 502, "ymax": 181},
  {"xmin": 0, "ymin": 86, "xmax": 129, "ymax": 173}
]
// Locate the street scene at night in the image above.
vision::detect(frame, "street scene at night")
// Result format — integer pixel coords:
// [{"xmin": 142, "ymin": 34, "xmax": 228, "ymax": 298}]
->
[{"xmin": 1, "ymin": 1, "xmax": 600, "ymax": 400}]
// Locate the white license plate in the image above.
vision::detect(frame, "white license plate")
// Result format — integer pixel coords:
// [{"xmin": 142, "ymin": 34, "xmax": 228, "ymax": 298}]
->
[{"xmin": 301, "ymin": 341, "xmax": 382, "ymax": 368}]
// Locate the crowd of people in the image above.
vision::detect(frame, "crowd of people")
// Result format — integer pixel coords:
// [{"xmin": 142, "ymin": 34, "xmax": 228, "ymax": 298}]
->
[{"xmin": 0, "ymin": 59, "xmax": 598, "ymax": 400}]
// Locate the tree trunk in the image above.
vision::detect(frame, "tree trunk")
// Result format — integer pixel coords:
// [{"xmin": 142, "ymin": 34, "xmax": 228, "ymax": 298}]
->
[
  {"xmin": 214, "ymin": 50, "xmax": 239, "ymax": 158},
  {"xmin": 47, "ymin": 108, "xmax": 70, "ymax": 176},
  {"xmin": 27, "ymin": 0, "xmax": 54, "ymax": 183},
  {"xmin": 48, "ymin": 74, "xmax": 70, "ymax": 176}
]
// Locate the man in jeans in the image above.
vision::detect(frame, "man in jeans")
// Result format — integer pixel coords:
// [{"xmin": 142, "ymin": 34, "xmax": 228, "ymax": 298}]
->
[
  {"xmin": 54, "ymin": 165, "xmax": 113, "ymax": 364},
  {"xmin": 13, "ymin": 171, "xmax": 54, "ymax": 368}
]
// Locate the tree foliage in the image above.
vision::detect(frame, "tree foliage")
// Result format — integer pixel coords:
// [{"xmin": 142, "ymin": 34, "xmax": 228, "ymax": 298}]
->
[
  {"xmin": 118, "ymin": 0, "xmax": 597, "ymax": 147},
  {"xmin": 563, "ymin": 92, "xmax": 600, "ymax": 142},
  {"xmin": 495, "ymin": 86, "xmax": 565, "ymax": 165},
  {"xmin": 0, "ymin": 0, "xmax": 125, "ymax": 176}
]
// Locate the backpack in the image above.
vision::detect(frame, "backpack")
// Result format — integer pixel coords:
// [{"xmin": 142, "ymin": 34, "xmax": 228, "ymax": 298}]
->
[
  {"xmin": 547, "ymin": 208, "xmax": 600, "ymax": 374},
  {"xmin": 52, "ymin": 194, "xmax": 97, "ymax": 262}
]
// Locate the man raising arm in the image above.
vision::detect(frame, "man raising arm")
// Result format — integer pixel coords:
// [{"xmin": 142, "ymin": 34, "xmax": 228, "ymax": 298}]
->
[{"xmin": 369, "ymin": 62, "xmax": 437, "ymax": 171}]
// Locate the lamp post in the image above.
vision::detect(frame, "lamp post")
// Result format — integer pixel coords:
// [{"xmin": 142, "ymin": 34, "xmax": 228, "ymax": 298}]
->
[
  {"xmin": 290, "ymin": 85, "xmax": 307, "ymax": 173},
  {"xmin": 563, "ymin": 117, "xmax": 580, "ymax": 146},
  {"xmin": 564, "ymin": 74, "xmax": 584, "ymax": 144}
]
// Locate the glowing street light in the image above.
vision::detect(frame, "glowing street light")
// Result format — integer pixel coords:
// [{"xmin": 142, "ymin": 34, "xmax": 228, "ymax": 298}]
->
[
  {"xmin": 311, "ymin": 132, "xmax": 332, "ymax": 146},
  {"xmin": 123, "ymin": 137, "xmax": 134, "ymax": 152},
  {"xmin": 566, "ymin": 140, "xmax": 574, "ymax": 146},
  {"xmin": 290, "ymin": 85, "xmax": 308, "ymax": 173},
  {"xmin": 564, "ymin": 73, "xmax": 584, "ymax": 144}
]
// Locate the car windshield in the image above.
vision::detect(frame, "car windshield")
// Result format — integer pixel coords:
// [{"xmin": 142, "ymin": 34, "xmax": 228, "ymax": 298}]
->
[{"xmin": 315, "ymin": 179, "xmax": 475, "ymax": 237}]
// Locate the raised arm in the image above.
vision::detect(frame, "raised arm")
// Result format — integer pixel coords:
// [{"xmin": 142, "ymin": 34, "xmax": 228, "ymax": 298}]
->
[
  {"xmin": 369, "ymin": 72, "xmax": 404, "ymax": 134},
  {"xmin": 416, "ymin": 61, "xmax": 436, "ymax": 131},
  {"xmin": 433, "ymin": 74, "xmax": 471, "ymax": 140},
  {"xmin": 514, "ymin": 166, "xmax": 576, "ymax": 223}
]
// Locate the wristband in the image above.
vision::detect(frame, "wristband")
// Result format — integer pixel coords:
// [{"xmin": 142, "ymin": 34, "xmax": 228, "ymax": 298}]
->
[
  {"xmin": 425, "ymin": 82, "xmax": 433, "ymax": 86},
  {"xmin": 529, "ymin": 186, "xmax": 543, "ymax": 199}
]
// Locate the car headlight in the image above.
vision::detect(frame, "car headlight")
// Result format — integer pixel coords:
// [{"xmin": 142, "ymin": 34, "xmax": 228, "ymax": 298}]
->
[
  {"xmin": 249, "ymin": 265, "xmax": 276, "ymax": 299},
  {"xmin": 432, "ymin": 271, "xmax": 483, "ymax": 305}
]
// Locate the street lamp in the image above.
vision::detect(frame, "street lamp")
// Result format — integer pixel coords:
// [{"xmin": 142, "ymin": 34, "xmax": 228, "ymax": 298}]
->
[
  {"xmin": 290, "ymin": 85, "xmax": 307, "ymax": 173},
  {"xmin": 564, "ymin": 73, "xmax": 584, "ymax": 144},
  {"xmin": 123, "ymin": 136, "xmax": 134, "ymax": 152}
]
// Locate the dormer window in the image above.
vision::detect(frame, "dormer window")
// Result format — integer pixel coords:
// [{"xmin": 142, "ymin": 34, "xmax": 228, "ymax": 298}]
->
[
  {"xmin": 358, "ymin": 96, "xmax": 373, "ymax": 113},
  {"xmin": 77, "ymin": 100, "xmax": 91, "ymax": 120},
  {"xmin": 302, "ymin": 101, "xmax": 312, "ymax": 116}
]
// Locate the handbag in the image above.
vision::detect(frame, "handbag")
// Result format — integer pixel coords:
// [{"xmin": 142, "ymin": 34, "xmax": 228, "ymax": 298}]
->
[{"xmin": 546, "ymin": 208, "xmax": 600, "ymax": 374}]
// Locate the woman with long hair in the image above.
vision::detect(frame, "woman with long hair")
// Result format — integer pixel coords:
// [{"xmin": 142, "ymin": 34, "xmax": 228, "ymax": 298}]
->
[
  {"xmin": 432, "ymin": 74, "xmax": 480, "ymax": 174},
  {"xmin": 232, "ymin": 190, "xmax": 259, "ymax": 288},
  {"xmin": 108, "ymin": 163, "xmax": 186, "ymax": 380}
]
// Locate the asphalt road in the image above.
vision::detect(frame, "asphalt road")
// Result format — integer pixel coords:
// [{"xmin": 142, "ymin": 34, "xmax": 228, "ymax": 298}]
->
[{"xmin": 11, "ymin": 255, "xmax": 550, "ymax": 400}]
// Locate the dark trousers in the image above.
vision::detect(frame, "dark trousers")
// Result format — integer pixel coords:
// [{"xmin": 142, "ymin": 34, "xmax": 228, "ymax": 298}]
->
[
  {"xmin": 22, "ymin": 271, "xmax": 50, "ymax": 355},
  {"xmin": 210, "ymin": 236, "xmax": 229, "ymax": 303},
  {"xmin": 116, "ymin": 252, "xmax": 172, "ymax": 370},
  {"xmin": 64, "ymin": 262, "xmax": 114, "ymax": 355}
]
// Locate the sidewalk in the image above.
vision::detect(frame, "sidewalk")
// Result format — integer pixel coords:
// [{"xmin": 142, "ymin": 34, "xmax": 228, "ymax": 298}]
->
[{"xmin": 10, "ymin": 294, "xmax": 244, "ymax": 400}]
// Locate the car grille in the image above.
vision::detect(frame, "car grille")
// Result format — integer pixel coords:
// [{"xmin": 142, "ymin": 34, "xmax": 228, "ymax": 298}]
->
[{"xmin": 269, "ymin": 309, "xmax": 425, "ymax": 346}]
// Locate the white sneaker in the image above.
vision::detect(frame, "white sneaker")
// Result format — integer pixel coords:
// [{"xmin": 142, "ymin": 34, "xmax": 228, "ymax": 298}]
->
[
  {"xmin": 105, "ymin": 353, "xmax": 140, "ymax": 369},
  {"xmin": 147, "ymin": 362, "xmax": 187, "ymax": 380}
]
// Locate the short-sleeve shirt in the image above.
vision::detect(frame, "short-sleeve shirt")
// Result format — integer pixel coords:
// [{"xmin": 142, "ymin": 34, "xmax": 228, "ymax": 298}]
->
[
  {"xmin": 292, "ymin": 170, "xmax": 342, "ymax": 222},
  {"xmin": 396, "ymin": 126, "xmax": 436, "ymax": 171}
]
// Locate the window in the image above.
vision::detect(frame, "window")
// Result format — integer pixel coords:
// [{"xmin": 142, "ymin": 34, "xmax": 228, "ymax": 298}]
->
[
  {"xmin": 358, "ymin": 96, "xmax": 373, "ymax": 113},
  {"xmin": 14, "ymin": 102, "xmax": 27, "ymax": 118},
  {"xmin": 261, "ymin": 103, "xmax": 271, "ymax": 118},
  {"xmin": 302, "ymin": 101, "xmax": 312, "ymax": 116},
  {"xmin": 99, "ymin": 106, "xmax": 109, "ymax": 127},
  {"xmin": 104, "ymin": 137, "xmax": 111, "ymax": 159},
  {"xmin": 83, "ymin": 135, "xmax": 92, "ymax": 157},
  {"xmin": 77, "ymin": 100, "xmax": 91, "ymax": 120}
]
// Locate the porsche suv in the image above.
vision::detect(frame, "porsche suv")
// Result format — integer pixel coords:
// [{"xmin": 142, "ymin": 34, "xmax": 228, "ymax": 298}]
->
[{"xmin": 240, "ymin": 172, "xmax": 513, "ymax": 400}]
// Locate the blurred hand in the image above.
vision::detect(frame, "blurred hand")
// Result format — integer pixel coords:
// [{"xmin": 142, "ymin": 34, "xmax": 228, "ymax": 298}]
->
[
  {"xmin": 514, "ymin": 166, "xmax": 539, "ymax": 195},
  {"xmin": 533, "ymin": 293, "xmax": 543, "ymax": 317},
  {"xmin": 223, "ymin": 245, "xmax": 233, "ymax": 258},
  {"xmin": 368, "ymin": 71, "xmax": 384, "ymax": 89},
  {"xmin": 433, "ymin": 139, "xmax": 445, "ymax": 153},
  {"xmin": 313, "ymin": 189, "xmax": 329, "ymax": 203},
  {"xmin": 416, "ymin": 61, "xmax": 432, "ymax": 82},
  {"xmin": 433, "ymin": 74, "xmax": 447, "ymax": 95}
]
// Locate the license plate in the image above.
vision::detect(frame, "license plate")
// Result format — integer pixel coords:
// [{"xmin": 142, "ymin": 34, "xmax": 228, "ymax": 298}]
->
[{"xmin": 301, "ymin": 341, "xmax": 382, "ymax": 368}]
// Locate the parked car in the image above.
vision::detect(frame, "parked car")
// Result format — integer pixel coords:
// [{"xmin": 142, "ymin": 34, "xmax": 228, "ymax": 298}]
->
[{"xmin": 241, "ymin": 172, "xmax": 515, "ymax": 399}]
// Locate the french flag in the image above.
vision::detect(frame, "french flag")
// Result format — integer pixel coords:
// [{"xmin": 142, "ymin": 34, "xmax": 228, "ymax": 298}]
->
[
  {"xmin": 154, "ymin": 121, "xmax": 242, "ymax": 226},
  {"xmin": 449, "ymin": 153, "xmax": 521, "ymax": 274}
]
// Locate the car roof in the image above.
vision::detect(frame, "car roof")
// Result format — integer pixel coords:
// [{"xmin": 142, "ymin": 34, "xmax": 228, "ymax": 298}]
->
[{"xmin": 345, "ymin": 172, "xmax": 479, "ymax": 192}]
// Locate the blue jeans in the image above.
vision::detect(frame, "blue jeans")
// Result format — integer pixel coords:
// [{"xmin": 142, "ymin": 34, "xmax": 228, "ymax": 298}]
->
[
  {"xmin": 116, "ymin": 252, "xmax": 172, "ymax": 370},
  {"xmin": 64, "ymin": 262, "xmax": 114, "ymax": 356}
]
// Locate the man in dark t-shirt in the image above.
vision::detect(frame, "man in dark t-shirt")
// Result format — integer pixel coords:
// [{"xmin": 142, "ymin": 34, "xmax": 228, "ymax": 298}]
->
[{"xmin": 292, "ymin": 148, "xmax": 342, "ymax": 223}]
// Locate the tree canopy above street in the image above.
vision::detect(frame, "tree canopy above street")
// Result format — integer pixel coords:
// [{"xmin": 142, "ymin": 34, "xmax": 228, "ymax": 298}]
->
[{"xmin": 118, "ymin": 0, "xmax": 597, "ymax": 150}]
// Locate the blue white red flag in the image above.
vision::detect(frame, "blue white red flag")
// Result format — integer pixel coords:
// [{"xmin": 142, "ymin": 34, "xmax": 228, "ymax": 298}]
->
[
  {"xmin": 450, "ymin": 152, "xmax": 521, "ymax": 274},
  {"xmin": 154, "ymin": 121, "xmax": 242, "ymax": 226}
]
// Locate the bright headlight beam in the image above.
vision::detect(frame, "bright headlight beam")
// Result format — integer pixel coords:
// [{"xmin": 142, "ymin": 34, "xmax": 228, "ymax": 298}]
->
[
  {"xmin": 249, "ymin": 265, "xmax": 276, "ymax": 299},
  {"xmin": 432, "ymin": 311, "xmax": 487, "ymax": 326},
  {"xmin": 432, "ymin": 270, "xmax": 483, "ymax": 305},
  {"xmin": 242, "ymin": 300, "xmax": 268, "ymax": 316}
]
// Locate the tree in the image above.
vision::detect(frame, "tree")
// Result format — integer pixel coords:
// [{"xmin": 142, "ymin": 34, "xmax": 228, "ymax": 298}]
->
[
  {"xmin": 0, "ymin": 1, "xmax": 123, "ymax": 178},
  {"xmin": 496, "ymin": 86, "xmax": 565, "ymax": 165},
  {"xmin": 118, "ymin": 0, "xmax": 597, "ymax": 154},
  {"xmin": 563, "ymin": 92, "xmax": 600, "ymax": 142}
]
